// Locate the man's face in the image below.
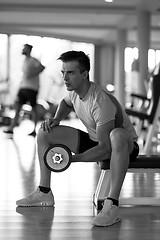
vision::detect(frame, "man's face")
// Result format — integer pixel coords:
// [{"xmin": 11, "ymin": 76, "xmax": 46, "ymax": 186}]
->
[
  {"xmin": 61, "ymin": 61, "xmax": 85, "ymax": 91},
  {"xmin": 22, "ymin": 45, "xmax": 30, "ymax": 55}
]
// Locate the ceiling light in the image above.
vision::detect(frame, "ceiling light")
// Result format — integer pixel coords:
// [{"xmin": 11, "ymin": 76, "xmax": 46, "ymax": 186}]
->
[{"xmin": 105, "ymin": 0, "xmax": 114, "ymax": 2}]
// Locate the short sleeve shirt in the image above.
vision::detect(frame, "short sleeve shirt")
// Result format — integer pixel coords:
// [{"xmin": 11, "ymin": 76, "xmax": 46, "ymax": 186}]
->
[
  {"xmin": 21, "ymin": 57, "xmax": 41, "ymax": 91},
  {"xmin": 64, "ymin": 82, "xmax": 138, "ymax": 142}
]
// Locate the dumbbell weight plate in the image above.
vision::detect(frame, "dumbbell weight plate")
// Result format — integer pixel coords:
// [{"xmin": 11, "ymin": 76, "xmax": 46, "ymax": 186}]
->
[{"xmin": 44, "ymin": 144, "xmax": 72, "ymax": 172}]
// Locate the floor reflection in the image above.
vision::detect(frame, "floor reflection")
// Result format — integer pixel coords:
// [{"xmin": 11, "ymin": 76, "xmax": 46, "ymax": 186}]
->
[
  {"xmin": 1, "ymin": 118, "xmax": 160, "ymax": 240},
  {"xmin": 16, "ymin": 206, "xmax": 54, "ymax": 240}
]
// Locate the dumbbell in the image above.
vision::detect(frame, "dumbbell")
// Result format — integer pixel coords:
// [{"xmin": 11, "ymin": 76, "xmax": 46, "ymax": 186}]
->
[{"xmin": 44, "ymin": 144, "xmax": 72, "ymax": 172}]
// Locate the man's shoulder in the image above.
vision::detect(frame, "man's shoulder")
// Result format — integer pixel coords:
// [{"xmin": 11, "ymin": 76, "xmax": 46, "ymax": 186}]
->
[
  {"xmin": 29, "ymin": 56, "xmax": 40, "ymax": 65},
  {"xmin": 90, "ymin": 82, "xmax": 110, "ymax": 100}
]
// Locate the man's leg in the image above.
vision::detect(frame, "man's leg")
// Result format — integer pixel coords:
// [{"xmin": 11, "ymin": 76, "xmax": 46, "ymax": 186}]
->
[
  {"xmin": 4, "ymin": 88, "xmax": 25, "ymax": 134},
  {"xmin": 4, "ymin": 102, "xmax": 22, "ymax": 134},
  {"xmin": 108, "ymin": 128, "xmax": 134, "ymax": 200},
  {"xmin": 37, "ymin": 125, "xmax": 79, "ymax": 188},
  {"xmin": 92, "ymin": 128, "xmax": 134, "ymax": 227},
  {"xmin": 16, "ymin": 125, "xmax": 80, "ymax": 206},
  {"xmin": 27, "ymin": 90, "xmax": 38, "ymax": 136},
  {"xmin": 28, "ymin": 105, "xmax": 38, "ymax": 136},
  {"xmin": 10, "ymin": 102, "xmax": 22, "ymax": 129}
]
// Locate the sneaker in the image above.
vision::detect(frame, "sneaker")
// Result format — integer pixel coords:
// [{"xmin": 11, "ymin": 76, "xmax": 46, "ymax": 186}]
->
[
  {"xmin": 16, "ymin": 187, "xmax": 55, "ymax": 207},
  {"xmin": 28, "ymin": 131, "xmax": 36, "ymax": 137},
  {"xmin": 91, "ymin": 199, "xmax": 121, "ymax": 227},
  {"xmin": 3, "ymin": 129, "xmax": 13, "ymax": 134}
]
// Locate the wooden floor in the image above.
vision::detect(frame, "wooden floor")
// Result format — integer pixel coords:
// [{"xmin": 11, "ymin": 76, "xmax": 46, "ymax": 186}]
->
[{"xmin": 0, "ymin": 119, "xmax": 160, "ymax": 240}]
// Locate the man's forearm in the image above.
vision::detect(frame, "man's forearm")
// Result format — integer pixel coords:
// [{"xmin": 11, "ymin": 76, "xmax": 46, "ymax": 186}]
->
[
  {"xmin": 72, "ymin": 144, "xmax": 111, "ymax": 163},
  {"xmin": 54, "ymin": 99, "xmax": 73, "ymax": 122}
]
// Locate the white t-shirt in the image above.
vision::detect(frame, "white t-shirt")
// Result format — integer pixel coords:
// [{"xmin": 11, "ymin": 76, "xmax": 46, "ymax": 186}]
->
[
  {"xmin": 21, "ymin": 57, "xmax": 41, "ymax": 91},
  {"xmin": 64, "ymin": 82, "xmax": 138, "ymax": 142}
]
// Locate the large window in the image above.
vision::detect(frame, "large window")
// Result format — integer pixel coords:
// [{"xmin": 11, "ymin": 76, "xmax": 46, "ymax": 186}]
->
[
  {"xmin": 125, "ymin": 47, "xmax": 160, "ymax": 94},
  {"xmin": 0, "ymin": 34, "xmax": 8, "ymax": 81},
  {"xmin": 125, "ymin": 47, "xmax": 160, "ymax": 73},
  {"xmin": 0, "ymin": 34, "xmax": 94, "ymax": 105}
]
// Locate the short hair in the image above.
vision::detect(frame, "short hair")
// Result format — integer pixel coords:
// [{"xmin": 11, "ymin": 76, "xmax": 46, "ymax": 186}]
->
[
  {"xmin": 24, "ymin": 44, "xmax": 33, "ymax": 51},
  {"xmin": 58, "ymin": 50, "xmax": 90, "ymax": 72}
]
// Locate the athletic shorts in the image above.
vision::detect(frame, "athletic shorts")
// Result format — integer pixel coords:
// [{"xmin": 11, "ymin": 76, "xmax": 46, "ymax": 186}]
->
[
  {"xmin": 77, "ymin": 129, "xmax": 139, "ymax": 161},
  {"xmin": 17, "ymin": 89, "xmax": 38, "ymax": 107}
]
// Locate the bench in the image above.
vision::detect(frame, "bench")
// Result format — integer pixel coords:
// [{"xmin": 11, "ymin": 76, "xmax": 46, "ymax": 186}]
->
[{"xmin": 93, "ymin": 155, "xmax": 160, "ymax": 210}]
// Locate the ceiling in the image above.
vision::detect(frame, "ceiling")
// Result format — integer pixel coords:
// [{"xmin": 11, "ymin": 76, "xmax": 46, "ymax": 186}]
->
[{"xmin": 0, "ymin": 0, "xmax": 160, "ymax": 48}]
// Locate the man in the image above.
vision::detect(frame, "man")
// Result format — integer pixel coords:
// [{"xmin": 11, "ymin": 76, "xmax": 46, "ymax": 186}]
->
[
  {"xmin": 4, "ymin": 44, "xmax": 45, "ymax": 136},
  {"xmin": 16, "ymin": 51, "xmax": 139, "ymax": 227}
]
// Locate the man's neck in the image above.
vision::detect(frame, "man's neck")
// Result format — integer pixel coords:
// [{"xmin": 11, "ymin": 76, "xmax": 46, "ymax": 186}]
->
[{"xmin": 78, "ymin": 81, "xmax": 91, "ymax": 99}]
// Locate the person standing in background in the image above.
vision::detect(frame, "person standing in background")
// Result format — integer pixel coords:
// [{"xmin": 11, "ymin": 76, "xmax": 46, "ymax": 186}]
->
[{"xmin": 4, "ymin": 44, "xmax": 45, "ymax": 136}]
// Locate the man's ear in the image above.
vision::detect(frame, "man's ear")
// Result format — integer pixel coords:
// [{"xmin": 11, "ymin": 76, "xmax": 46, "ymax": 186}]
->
[{"xmin": 83, "ymin": 70, "xmax": 89, "ymax": 79}]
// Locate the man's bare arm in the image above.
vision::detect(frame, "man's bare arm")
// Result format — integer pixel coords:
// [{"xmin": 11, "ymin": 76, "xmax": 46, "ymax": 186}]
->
[{"xmin": 72, "ymin": 120, "xmax": 115, "ymax": 162}]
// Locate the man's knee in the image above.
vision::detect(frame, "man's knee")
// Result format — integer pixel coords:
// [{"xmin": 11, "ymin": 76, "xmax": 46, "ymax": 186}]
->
[
  {"xmin": 110, "ymin": 128, "xmax": 128, "ymax": 150},
  {"xmin": 37, "ymin": 128, "xmax": 48, "ymax": 145},
  {"xmin": 37, "ymin": 125, "xmax": 62, "ymax": 146}
]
